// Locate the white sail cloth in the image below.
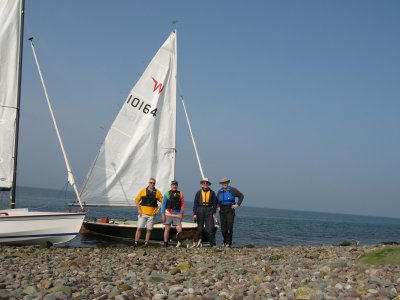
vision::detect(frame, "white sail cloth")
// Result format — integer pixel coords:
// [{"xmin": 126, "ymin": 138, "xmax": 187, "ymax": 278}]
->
[
  {"xmin": 0, "ymin": 0, "xmax": 22, "ymax": 190},
  {"xmin": 80, "ymin": 32, "xmax": 177, "ymax": 206}
]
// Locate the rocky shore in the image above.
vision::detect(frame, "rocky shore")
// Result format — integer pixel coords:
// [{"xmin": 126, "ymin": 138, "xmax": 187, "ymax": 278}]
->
[{"xmin": 1, "ymin": 244, "xmax": 400, "ymax": 299}]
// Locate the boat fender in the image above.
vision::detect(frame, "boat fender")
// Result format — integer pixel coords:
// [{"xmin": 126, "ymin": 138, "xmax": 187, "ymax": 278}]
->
[{"xmin": 99, "ymin": 217, "xmax": 109, "ymax": 223}]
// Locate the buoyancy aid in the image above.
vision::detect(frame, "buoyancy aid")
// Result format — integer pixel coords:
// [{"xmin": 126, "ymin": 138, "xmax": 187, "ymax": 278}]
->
[
  {"xmin": 201, "ymin": 190, "xmax": 211, "ymax": 206},
  {"xmin": 166, "ymin": 190, "xmax": 182, "ymax": 210},
  {"xmin": 140, "ymin": 188, "xmax": 158, "ymax": 207},
  {"xmin": 218, "ymin": 187, "xmax": 236, "ymax": 206}
]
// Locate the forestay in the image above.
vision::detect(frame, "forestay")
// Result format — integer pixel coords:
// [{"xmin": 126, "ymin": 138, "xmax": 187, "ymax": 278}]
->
[
  {"xmin": 80, "ymin": 31, "xmax": 177, "ymax": 206},
  {"xmin": 0, "ymin": 0, "xmax": 22, "ymax": 190}
]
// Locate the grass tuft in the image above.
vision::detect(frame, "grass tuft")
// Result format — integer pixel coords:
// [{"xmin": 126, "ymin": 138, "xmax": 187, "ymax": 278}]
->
[{"xmin": 357, "ymin": 247, "xmax": 400, "ymax": 265}]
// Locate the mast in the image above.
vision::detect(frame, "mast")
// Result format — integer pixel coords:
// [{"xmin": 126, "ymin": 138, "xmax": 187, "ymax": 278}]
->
[
  {"xmin": 174, "ymin": 29, "xmax": 178, "ymax": 179},
  {"xmin": 9, "ymin": 0, "xmax": 25, "ymax": 209}
]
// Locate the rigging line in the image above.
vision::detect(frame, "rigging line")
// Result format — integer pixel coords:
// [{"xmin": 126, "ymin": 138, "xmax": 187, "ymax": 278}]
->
[
  {"xmin": 177, "ymin": 79, "xmax": 205, "ymax": 179},
  {"xmin": 28, "ymin": 37, "xmax": 84, "ymax": 211}
]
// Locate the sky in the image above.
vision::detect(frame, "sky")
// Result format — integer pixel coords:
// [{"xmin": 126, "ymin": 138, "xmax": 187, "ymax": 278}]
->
[{"xmin": 13, "ymin": 0, "xmax": 400, "ymax": 218}]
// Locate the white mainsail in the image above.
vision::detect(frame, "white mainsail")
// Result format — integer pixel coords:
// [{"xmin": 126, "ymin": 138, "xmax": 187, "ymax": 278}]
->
[
  {"xmin": 0, "ymin": 0, "xmax": 22, "ymax": 190},
  {"xmin": 80, "ymin": 31, "xmax": 177, "ymax": 206},
  {"xmin": 1, "ymin": 0, "xmax": 86, "ymax": 246}
]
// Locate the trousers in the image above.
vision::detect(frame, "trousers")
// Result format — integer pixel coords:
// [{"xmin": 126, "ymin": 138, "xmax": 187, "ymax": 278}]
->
[
  {"xmin": 196, "ymin": 206, "xmax": 215, "ymax": 246},
  {"xmin": 219, "ymin": 205, "xmax": 235, "ymax": 245}
]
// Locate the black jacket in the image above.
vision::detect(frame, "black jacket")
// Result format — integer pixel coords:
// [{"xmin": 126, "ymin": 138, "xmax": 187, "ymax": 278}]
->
[{"xmin": 193, "ymin": 189, "xmax": 218, "ymax": 214}]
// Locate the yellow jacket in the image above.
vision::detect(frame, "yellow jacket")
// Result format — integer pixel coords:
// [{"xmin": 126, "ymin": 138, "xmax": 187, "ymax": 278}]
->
[{"xmin": 135, "ymin": 187, "xmax": 163, "ymax": 216}]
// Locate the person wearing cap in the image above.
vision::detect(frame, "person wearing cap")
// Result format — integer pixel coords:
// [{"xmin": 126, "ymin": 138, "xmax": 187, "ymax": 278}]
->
[
  {"xmin": 161, "ymin": 180, "xmax": 185, "ymax": 247},
  {"xmin": 134, "ymin": 178, "xmax": 163, "ymax": 247},
  {"xmin": 193, "ymin": 178, "xmax": 218, "ymax": 247},
  {"xmin": 217, "ymin": 177, "xmax": 244, "ymax": 247}
]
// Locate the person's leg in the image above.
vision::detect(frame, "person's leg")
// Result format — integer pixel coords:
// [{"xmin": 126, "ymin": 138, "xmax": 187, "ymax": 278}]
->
[
  {"xmin": 174, "ymin": 216, "xmax": 182, "ymax": 234},
  {"xmin": 196, "ymin": 207, "xmax": 205, "ymax": 238},
  {"xmin": 163, "ymin": 216, "xmax": 173, "ymax": 247},
  {"xmin": 226, "ymin": 208, "xmax": 235, "ymax": 246},
  {"xmin": 145, "ymin": 216, "xmax": 154, "ymax": 243},
  {"xmin": 145, "ymin": 229, "xmax": 152, "ymax": 243},
  {"xmin": 219, "ymin": 208, "xmax": 228, "ymax": 245},
  {"xmin": 135, "ymin": 228, "xmax": 141, "ymax": 242},
  {"xmin": 163, "ymin": 225, "xmax": 170, "ymax": 247},
  {"xmin": 135, "ymin": 215, "xmax": 146, "ymax": 243},
  {"xmin": 204, "ymin": 208, "xmax": 215, "ymax": 246}
]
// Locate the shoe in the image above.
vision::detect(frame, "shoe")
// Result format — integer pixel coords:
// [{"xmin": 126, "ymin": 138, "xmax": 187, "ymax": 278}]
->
[
  {"xmin": 133, "ymin": 241, "xmax": 138, "ymax": 248},
  {"xmin": 163, "ymin": 241, "xmax": 169, "ymax": 248},
  {"xmin": 143, "ymin": 242, "xmax": 148, "ymax": 248}
]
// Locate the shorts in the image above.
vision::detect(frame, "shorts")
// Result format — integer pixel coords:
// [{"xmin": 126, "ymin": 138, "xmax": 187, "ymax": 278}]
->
[
  {"xmin": 164, "ymin": 215, "xmax": 181, "ymax": 226},
  {"xmin": 137, "ymin": 214, "xmax": 155, "ymax": 230}
]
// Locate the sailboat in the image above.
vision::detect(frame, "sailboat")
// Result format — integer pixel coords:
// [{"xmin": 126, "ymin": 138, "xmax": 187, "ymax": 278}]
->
[
  {"xmin": 0, "ymin": 0, "xmax": 86, "ymax": 245},
  {"xmin": 79, "ymin": 30, "xmax": 203, "ymax": 241}
]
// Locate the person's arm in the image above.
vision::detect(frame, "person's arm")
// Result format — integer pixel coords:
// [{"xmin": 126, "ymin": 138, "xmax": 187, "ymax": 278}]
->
[
  {"xmin": 155, "ymin": 190, "xmax": 163, "ymax": 214},
  {"xmin": 192, "ymin": 191, "xmax": 199, "ymax": 222},
  {"xmin": 135, "ymin": 189, "xmax": 144, "ymax": 216},
  {"xmin": 231, "ymin": 187, "xmax": 244, "ymax": 206},
  {"xmin": 161, "ymin": 193, "xmax": 168, "ymax": 222},
  {"xmin": 211, "ymin": 191, "xmax": 218, "ymax": 223},
  {"xmin": 179, "ymin": 193, "xmax": 185, "ymax": 220},
  {"xmin": 161, "ymin": 194, "xmax": 168, "ymax": 214},
  {"xmin": 216, "ymin": 190, "xmax": 221, "ymax": 211}
]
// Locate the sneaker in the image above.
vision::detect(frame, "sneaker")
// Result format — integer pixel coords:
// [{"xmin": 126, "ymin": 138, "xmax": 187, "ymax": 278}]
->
[
  {"xmin": 143, "ymin": 242, "xmax": 148, "ymax": 248},
  {"xmin": 163, "ymin": 241, "xmax": 169, "ymax": 248},
  {"xmin": 133, "ymin": 241, "xmax": 138, "ymax": 248}
]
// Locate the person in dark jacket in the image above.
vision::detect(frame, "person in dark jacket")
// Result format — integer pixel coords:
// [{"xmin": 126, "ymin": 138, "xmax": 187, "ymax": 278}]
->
[
  {"xmin": 217, "ymin": 177, "xmax": 244, "ymax": 247},
  {"xmin": 193, "ymin": 178, "xmax": 217, "ymax": 247}
]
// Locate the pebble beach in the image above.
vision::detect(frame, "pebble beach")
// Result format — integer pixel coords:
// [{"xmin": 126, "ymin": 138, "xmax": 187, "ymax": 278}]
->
[{"xmin": 1, "ymin": 244, "xmax": 400, "ymax": 300}]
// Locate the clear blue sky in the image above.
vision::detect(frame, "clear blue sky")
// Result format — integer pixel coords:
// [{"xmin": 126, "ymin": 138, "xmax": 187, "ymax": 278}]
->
[{"xmin": 17, "ymin": 1, "xmax": 400, "ymax": 218}]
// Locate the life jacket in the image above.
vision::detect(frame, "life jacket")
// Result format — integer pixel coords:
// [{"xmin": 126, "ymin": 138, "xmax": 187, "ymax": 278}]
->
[
  {"xmin": 218, "ymin": 187, "xmax": 236, "ymax": 206},
  {"xmin": 201, "ymin": 190, "xmax": 212, "ymax": 206},
  {"xmin": 140, "ymin": 188, "xmax": 158, "ymax": 207},
  {"xmin": 166, "ymin": 190, "xmax": 182, "ymax": 210}
]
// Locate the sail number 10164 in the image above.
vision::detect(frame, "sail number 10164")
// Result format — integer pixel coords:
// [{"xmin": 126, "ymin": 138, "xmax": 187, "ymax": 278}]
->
[{"xmin": 126, "ymin": 96, "xmax": 157, "ymax": 117}]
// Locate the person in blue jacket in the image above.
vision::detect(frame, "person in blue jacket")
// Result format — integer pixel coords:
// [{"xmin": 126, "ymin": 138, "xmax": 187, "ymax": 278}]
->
[
  {"xmin": 193, "ymin": 178, "xmax": 217, "ymax": 247},
  {"xmin": 217, "ymin": 177, "xmax": 244, "ymax": 247}
]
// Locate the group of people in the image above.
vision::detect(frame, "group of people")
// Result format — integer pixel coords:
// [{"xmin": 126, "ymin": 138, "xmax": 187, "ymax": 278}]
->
[{"xmin": 134, "ymin": 177, "xmax": 244, "ymax": 248}]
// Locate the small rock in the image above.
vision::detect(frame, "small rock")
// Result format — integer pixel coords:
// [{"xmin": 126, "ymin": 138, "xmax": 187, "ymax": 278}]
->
[
  {"xmin": 23, "ymin": 285, "xmax": 38, "ymax": 295},
  {"xmin": 169, "ymin": 285, "xmax": 184, "ymax": 294},
  {"xmin": 177, "ymin": 261, "xmax": 193, "ymax": 271},
  {"xmin": 152, "ymin": 294, "xmax": 167, "ymax": 300},
  {"xmin": 170, "ymin": 268, "xmax": 181, "ymax": 275}
]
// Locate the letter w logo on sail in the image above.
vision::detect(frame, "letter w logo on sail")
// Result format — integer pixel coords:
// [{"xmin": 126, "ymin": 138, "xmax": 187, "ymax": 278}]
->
[{"xmin": 152, "ymin": 77, "xmax": 164, "ymax": 94}]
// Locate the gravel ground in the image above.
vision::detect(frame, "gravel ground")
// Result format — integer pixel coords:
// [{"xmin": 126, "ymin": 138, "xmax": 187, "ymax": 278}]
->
[{"xmin": 1, "ymin": 244, "xmax": 400, "ymax": 299}]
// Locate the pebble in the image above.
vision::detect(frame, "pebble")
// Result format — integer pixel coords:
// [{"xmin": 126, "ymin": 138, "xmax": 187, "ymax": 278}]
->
[{"xmin": 0, "ymin": 244, "xmax": 399, "ymax": 299}]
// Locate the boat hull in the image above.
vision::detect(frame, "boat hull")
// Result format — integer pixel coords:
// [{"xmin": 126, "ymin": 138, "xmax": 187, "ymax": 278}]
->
[
  {"xmin": 0, "ymin": 208, "xmax": 86, "ymax": 245},
  {"xmin": 82, "ymin": 219, "xmax": 199, "ymax": 242}
]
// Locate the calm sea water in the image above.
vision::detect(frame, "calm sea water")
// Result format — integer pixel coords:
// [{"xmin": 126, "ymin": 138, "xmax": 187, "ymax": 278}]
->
[{"xmin": 1, "ymin": 186, "xmax": 400, "ymax": 247}]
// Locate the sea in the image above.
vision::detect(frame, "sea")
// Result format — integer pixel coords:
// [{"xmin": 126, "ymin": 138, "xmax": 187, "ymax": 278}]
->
[{"xmin": 2, "ymin": 186, "xmax": 400, "ymax": 248}]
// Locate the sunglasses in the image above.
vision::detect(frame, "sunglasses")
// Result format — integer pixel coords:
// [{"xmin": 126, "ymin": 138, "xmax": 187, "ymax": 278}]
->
[{"xmin": 149, "ymin": 182, "xmax": 155, "ymax": 184}]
